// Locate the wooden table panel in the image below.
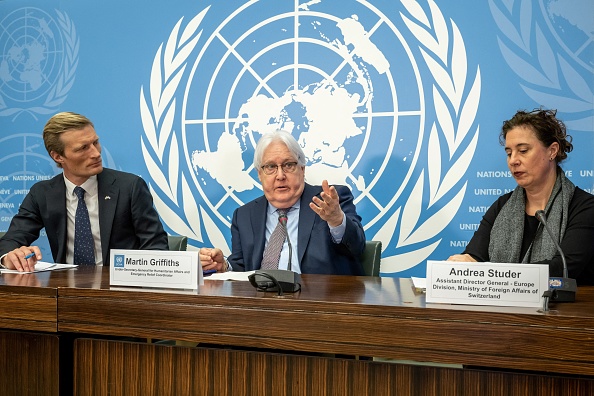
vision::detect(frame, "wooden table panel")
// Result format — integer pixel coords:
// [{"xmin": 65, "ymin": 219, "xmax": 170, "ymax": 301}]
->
[
  {"xmin": 73, "ymin": 338, "xmax": 462, "ymax": 396},
  {"xmin": 57, "ymin": 267, "xmax": 594, "ymax": 376},
  {"xmin": 0, "ymin": 273, "xmax": 58, "ymax": 332},
  {"xmin": 0, "ymin": 330, "xmax": 61, "ymax": 396},
  {"xmin": 73, "ymin": 339, "xmax": 594, "ymax": 396}
]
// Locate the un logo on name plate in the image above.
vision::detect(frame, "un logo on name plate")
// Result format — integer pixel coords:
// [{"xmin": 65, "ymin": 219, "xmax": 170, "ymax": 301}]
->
[
  {"xmin": 114, "ymin": 255, "xmax": 125, "ymax": 268},
  {"xmin": 0, "ymin": 7, "xmax": 78, "ymax": 118},
  {"xmin": 141, "ymin": 0, "xmax": 481, "ymax": 274}
]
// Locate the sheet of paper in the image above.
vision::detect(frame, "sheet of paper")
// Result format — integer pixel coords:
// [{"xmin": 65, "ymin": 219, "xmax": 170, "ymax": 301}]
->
[
  {"xmin": 0, "ymin": 261, "xmax": 78, "ymax": 274},
  {"xmin": 205, "ymin": 270, "xmax": 255, "ymax": 281}
]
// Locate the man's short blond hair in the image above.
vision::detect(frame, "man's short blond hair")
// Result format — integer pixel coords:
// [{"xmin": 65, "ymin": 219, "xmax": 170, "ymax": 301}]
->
[{"xmin": 43, "ymin": 112, "xmax": 94, "ymax": 168}]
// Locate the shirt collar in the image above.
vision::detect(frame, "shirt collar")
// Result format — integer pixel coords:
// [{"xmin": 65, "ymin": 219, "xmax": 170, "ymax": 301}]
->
[
  {"xmin": 267, "ymin": 200, "xmax": 300, "ymax": 215},
  {"xmin": 63, "ymin": 174, "xmax": 98, "ymax": 197}
]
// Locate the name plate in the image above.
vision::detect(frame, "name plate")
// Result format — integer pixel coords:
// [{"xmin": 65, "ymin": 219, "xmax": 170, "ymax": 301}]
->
[
  {"xmin": 426, "ymin": 260, "xmax": 549, "ymax": 308},
  {"xmin": 110, "ymin": 249, "xmax": 202, "ymax": 289}
]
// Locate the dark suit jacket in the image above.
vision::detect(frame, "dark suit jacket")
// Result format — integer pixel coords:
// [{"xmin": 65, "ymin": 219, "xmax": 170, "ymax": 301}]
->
[
  {"xmin": 229, "ymin": 183, "xmax": 365, "ymax": 275},
  {"xmin": 0, "ymin": 168, "xmax": 168, "ymax": 265}
]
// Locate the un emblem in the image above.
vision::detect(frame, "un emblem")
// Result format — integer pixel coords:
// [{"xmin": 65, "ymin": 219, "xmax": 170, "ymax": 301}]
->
[
  {"xmin": 490, "ymin": 0, "xmax": 593, "ymax": 130},
  {"xmin": 141, "ymin": 1, "xmax": 481, "ymax": 275},
  {"xmin": 114, "ymin": 255, "xmax": 125, "ymax": 268},
  {"xmin": 0, "ymin": 8, "xmax": 78, "ymax": 118}
]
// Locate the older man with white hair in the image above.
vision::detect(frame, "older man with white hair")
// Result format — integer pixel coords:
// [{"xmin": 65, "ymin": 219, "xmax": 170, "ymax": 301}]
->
[{"xmin": 200, "ymin": 130, "xmax": 366, "ymax": 275}]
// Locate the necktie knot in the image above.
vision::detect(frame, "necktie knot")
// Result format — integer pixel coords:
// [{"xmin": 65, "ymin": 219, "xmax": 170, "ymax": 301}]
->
[
  {"xmin": 277, "ymin": 208, "xmax": 289, "ymax": 226},
  {"xmin": 74, "ymin": 186, "xmax": 85, "ymax": 200}
]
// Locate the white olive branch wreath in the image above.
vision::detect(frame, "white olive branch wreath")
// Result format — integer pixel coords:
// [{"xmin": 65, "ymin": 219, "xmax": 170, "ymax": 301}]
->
[
  {"xmin": 140, "ymin": 7, "xmax": 231, "ymax": 251},
  {"xmin": 376, "ymin": 0, "xmax": 481, "ymax": 273}
]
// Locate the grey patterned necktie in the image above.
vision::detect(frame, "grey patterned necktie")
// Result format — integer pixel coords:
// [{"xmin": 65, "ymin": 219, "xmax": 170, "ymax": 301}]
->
[
  {"xmin": 261, "ymin": 208, "xmax": 289, "ymax": 270},
  {"xmin": 74, "ymin": 186, "xmax": 95, "ymax": 265}
]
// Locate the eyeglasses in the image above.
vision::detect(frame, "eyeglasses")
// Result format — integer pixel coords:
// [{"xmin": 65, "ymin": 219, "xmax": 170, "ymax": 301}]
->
[{"xmin": 260, "ymin": 161, "xmax": 299, "ymax": 175}]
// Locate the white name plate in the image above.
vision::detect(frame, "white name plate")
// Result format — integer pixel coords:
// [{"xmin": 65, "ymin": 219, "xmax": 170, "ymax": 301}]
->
[
  {"xmin": 426, "ymin": 260, "xmax": 549, "ymax": 308},
  {"xmin": 110, "ymin": 249, "xmax": 202, "ymax": 290}
]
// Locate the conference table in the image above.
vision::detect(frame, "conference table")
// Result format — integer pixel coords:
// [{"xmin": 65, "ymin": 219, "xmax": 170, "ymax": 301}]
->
[{"xmin": 1, "ymin": 266, "xmax": 594, "ymax": 395}]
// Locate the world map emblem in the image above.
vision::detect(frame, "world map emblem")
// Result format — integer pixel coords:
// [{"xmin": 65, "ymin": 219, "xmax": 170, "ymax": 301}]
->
[
  {"xmin": 141, "ymin": 0, "xmax": 481, "ymax": 275},
  {"xmin": 490, "ymin": 0, "xmax": 593, "ymax": 131},
  {"xmin": 0, "ymin": 8, "xmax": 78, "ymax": 118}
]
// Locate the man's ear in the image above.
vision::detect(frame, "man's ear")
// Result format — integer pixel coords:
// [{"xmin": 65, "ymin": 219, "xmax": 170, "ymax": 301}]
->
[{"xmin": 50, "ymin": 150, "xmax": 64, "ymax": 164}]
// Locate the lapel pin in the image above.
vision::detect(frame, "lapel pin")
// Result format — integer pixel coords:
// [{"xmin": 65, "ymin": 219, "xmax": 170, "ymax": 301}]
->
[{"xmin": 105, "ymin": 196, "xmax": 111, "ymax": 200}]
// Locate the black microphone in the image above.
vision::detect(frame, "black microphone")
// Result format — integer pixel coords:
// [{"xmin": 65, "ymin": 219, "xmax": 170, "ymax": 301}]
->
[
  {"xmin": 535, "ymin": 210, "xmax": 576, "ymax": 302},
  {"xmin": 249, "ymin": 209, "xmax": 301, "ymax": 294},
  {"xmin": 278, "ymin": 211, "xmax": 293, "ymax": 271}
]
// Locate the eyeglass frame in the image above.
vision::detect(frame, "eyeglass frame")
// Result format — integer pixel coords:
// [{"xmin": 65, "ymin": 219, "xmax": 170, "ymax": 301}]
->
[{"xmin": 260, "ymin": 161, "xmax": 300, "ymax": 175}]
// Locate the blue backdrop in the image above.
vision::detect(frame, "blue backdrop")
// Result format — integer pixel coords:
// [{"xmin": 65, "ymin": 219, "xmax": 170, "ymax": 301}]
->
[{"xmin": 1, "ymin": 0, "xmax": 592, "ymax": 277}]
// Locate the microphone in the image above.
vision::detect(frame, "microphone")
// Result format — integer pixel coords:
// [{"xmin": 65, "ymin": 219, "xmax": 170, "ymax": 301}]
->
[
  {"xmin": 535, "ymin": 210, "xmax": 576, "ymax": 302},
  {"xmin": 249, "ymin": 209, "xmax": 301, "ymax": 294},
  {"xmin": 278, "ymin": 211, "xmax": 293, "ymax": 271}
]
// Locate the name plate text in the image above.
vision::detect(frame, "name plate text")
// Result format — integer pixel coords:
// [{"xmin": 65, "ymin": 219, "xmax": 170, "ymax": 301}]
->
[
  {"xmin": 426, "ymin": 260, "xmax": 548, "ymax": 308},
  {"xmin": 110, "ymin": 249, "xmax": 201, "ymax": 289}
]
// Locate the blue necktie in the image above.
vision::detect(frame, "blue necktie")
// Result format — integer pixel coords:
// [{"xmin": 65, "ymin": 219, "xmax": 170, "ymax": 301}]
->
[{"xmin": 74, "ymin": 186, "xmax": 95, "ymax": 265}]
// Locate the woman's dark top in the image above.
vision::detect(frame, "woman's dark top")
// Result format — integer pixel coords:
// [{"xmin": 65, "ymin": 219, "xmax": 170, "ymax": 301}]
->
[{"xmin": 463, "ymin": 187, "xmax": 594, "ymax": 285}]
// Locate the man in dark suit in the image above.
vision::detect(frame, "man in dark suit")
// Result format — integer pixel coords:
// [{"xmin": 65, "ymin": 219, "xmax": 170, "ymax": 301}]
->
[
  {"xmin": 0, "ymin": 112, "xmax": 168, "ymax": 271},
  {"xmin": 200, "ymin": 130, "xmax": 366, "ymax": 275}
]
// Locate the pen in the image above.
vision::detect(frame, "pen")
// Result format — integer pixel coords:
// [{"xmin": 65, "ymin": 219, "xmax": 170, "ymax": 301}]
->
[
  {"xmin": 203, "ymin": 269, "xmax": 217, "ymax": 276},
  {"xmin": 24, "ymin": 253, "xmax": 35, "ymax": 260}
]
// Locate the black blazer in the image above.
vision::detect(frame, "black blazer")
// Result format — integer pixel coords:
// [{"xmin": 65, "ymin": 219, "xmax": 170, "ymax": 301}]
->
[
  {"xmin": 228, "ymin": 183, "xmax": 366, "ymax": 275},
  {"xmin": 0, "ymin": 168, "xmax": 168, "ymax": 265}
]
